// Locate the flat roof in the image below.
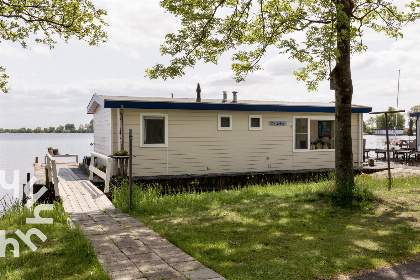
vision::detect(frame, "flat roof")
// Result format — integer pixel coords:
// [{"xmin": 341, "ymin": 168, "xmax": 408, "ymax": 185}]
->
[{"xmin": 87, "ymin": 94, "xmax": 372, "ymax": 114}]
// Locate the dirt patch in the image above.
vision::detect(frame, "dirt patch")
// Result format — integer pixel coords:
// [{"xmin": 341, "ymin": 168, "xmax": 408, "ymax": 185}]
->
[{"xmin": 369, "ymin": 167, "xmax": 420, "ymax": 179}]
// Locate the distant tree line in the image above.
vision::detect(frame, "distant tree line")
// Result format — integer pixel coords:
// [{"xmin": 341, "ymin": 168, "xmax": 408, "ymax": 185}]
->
[{"xmin": 0, "ymin": 120, "xmax": 93, "ymax": 133}]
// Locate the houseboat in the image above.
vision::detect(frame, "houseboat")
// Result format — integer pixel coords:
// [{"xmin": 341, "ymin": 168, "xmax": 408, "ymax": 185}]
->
[{"xmin": 87, "ymin": 91, "xmax": 372, "ymax": 177}]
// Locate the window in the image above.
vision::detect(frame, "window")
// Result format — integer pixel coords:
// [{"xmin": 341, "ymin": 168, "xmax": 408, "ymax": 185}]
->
[
  {"xmin": 140, "ymin": 114, "xmax": 168, "ymax": 147},
  {"xmin": 294, "ymin": 118, "xmax": 309, "ymax": 149},
  {"xmin": 249, "ymin": 115, "xmax": 262, "ymax": 130},
  {"xmin": 293, "ymin": 116, "xmax": 335, "ymax": 151},
  {"xmin": 218, "ymin": 115, "xmax": 232, "ymax": 130}
]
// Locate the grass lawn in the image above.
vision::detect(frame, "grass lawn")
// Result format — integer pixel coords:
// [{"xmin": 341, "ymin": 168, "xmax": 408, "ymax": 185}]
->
[
  {"xmin": 0, "ymin": 201, "xmax": 110, "ymax": 280},
  {"xmin": 113, "ymin": 175, "xmax": 420, "ymax": 280}
]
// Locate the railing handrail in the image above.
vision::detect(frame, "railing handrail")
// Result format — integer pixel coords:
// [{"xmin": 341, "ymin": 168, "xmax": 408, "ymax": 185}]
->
[
  {"xmin": 89, "ymin": 152, "xmax": 112, "ymax": 194},
  {"xmin": 44, "ymin": 154, "xmax": 78, "ymax": 164},
  {"xmin": 46, "ymin": 153, "xmax": 59, "ymax": 198}
]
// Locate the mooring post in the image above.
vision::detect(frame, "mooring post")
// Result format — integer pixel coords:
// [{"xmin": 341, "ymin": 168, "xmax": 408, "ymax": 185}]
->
[{"xmin": 129, "ymin": 129, "xmax": 133, "ymax": 209}]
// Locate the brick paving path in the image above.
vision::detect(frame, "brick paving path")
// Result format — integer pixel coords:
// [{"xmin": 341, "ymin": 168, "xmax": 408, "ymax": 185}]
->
[{"xmin": 57, "ymin": 165, "xmax": 225, "ymax": 280}]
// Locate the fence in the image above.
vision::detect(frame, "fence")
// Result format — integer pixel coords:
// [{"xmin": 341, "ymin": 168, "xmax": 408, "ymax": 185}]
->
[
  {"xmin": 45, "ymin": 153, "xmax": 59, "ymax": 198},
  {"xmin": 89, "ymin": 152, "xmax": 112, "ymax": 194}
]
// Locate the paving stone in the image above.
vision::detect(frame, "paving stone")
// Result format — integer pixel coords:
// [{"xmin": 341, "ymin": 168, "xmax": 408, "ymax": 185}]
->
[
  {"xmin": 182, "ymin": 268, "xmax": 224, "ymax": 280},
  {"xmin": 161, "ymin": 253, "xmax": 196, "ymax": 264},
  {"xmin": 71, "ymin": 213, "xmax": 91, "ymax": 222},
  {"xmin": 110, "ymin": 270, "xmax": 146, "ymax": 280},
  {"xmin": 128, "ymin": 253, "xmax": 162, "ymax": 265},
  {"xmin": 114, "ymin": 239, "xmax": 144, "ymax": 249},
  {"xmin": 166, "ymin": 276, "xmax": 187, "ymax": 280},
  {"xmin": 152, "ymin": 246, "xmax": 186, "ymax": 257},
  {"xmin": 86, "ymin": 233, "xmax": 109, "ymax": 242},
  {"xmin": 144, "ymin": 267, "xmax": 181, "ymax": 280},
  {"xmin": 136, "ymin": 259, "xmax": 172, "ymax": 273},
  {"xmin": 130, "ymin": 227, "xmax": 159, "ymax": 238},
  {"xmin": 98, "ymin": 252, "xmax": 129, "ymax": 264},
  {"xmin": 116, "ymin": 217, "xmax": 146, "ymax": 228},
  {"xmin": 120, "ymin": 245, "xmax": 152, "ymax": 256},
  {"xmin": 109, "ymin": 233, "xmax": 138, "ymax": 243},
  {"xmin": 142, "ymin": 238, "xmax": 174, "ymax": 249},
  {"xmin": 80, "ymin": 225, "xmax": 106, "ymax": 235},
  {"xmin": 92, "ymin": 241, "xmax": 122, "ymax": 255},
  {"xmin": 89, "ymin": 213, "xmax": 112, "ymax": 221},
  {"xmin": 171, "ymin": 260, "xmax": 206, "ymax": 272},
  {"xmin": 106, "ymin": 225, "xmax": 128, "ymax": 235},
  {"xmin": 104, "ymin": 260, "xmax": 139, "ymax": 273}
]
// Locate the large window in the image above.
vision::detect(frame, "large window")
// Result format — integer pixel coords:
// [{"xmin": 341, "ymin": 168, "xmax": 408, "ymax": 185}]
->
[
  {"xmin": 293, "ymin": 117, "xmax": 335, "ymax": 151},
  {"xmin": 140, "ymin": 114, "xmax": 168, "ymax": 147}
]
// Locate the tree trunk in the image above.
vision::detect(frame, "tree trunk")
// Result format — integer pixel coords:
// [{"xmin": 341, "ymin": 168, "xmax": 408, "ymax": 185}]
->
[{"xmin": 331, "ymin": 0, "xmax": 355, "ymax": 193}]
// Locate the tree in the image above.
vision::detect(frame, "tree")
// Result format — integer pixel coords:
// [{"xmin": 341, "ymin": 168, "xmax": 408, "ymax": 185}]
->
[
  {"xmin": 55, "ymin": 125, "xmax": 64, "ymax": 133},
  {"xmin": 374, "ymin": 107, "xmax": 406, "ymax": 130},
  {"xmin": 64, "ymin": 123, "xmax": 76, "ymax": 132},
  {"xmin": 85, "ymin": 119, "xmax": 94, "ymax": 133},
  {"xmin": 146, "ymin": 0, "xmax": 420, "ymax": 200},
  {"xmin": 0, "ymin": 0, "xmax": 108, "ymax": 93},
  {"xmin": 408, "ymin": 105, "xmax": 420, "ymax": 119}
]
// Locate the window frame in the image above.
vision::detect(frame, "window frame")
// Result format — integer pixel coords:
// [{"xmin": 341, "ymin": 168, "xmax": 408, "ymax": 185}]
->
[
  {"xmin": 140, "ymin": 113, "xmax": 168, "ymax": 147},
  {"xmin": 249, "ymin": 115, "xmax": 262, "ymax": 131},
  {"xmin": 293, "ymin": 116, "xmax": 335, "ymax": 152},
  {"xmin": 218, "ymin": 114, "xmax": 233, "ymax": 131}
]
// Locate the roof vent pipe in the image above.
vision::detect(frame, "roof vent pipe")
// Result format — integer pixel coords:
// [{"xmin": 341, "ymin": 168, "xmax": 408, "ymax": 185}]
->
[
  {"xmin": 196, "ymin": 83, "xmax": 201, "ymax": 102},
  {"xmin": 222, "ymin": 91, "xmax": 227, "ymax": 103},
  {"xmin": 232, "ymin": 91, "xmax": 238, "ymax": 103}
]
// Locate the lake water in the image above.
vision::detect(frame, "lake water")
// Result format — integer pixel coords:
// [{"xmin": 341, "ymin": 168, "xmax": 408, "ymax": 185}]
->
[
  {"xmin": 0, "ymin": 133, "xmax": 93, "ymax": 209},
  {"xmin": 363, "ymin": 134, "xmax": 416, "ymax": 150}
]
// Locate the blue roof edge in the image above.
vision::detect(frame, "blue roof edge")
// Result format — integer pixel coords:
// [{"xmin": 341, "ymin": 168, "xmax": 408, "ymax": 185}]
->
[{"xmin": 101, "ymin": 100, "xmax": 372, "ymax": 114}]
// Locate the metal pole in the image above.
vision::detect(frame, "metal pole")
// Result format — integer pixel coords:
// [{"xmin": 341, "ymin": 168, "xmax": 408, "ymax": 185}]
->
[
  {"xmin": 121, "ymin": 105, "xmax": 124, "ymax": 151},
  {"xmin": 385, "ymin": 113, "xmax": 392, "ymax": 190},
  {"xmin": 129, "ymin": 129, "xmax": 133, "ymax": 209}
]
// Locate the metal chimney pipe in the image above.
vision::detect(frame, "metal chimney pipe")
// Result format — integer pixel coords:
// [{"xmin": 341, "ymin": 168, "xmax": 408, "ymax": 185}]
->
[
  {"xmin": 232, "ymin": 91, "xmax": 238, "ymax": 103},
  {"xmin": 196, "ymin": 83, "xmax": 201, "ymax": 102},
  {"xmin": 222, "ymin": 91, "xmax": 227, "ymax": 103}
]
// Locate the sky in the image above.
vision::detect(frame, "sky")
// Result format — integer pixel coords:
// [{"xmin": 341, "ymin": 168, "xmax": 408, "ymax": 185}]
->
[{"xmin": 0, "ymin": 0, "xmax": 419, "ymax": 129}]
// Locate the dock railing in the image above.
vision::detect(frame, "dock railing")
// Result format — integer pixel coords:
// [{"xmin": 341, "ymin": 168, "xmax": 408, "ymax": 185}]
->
[
  {"xmin": 89, "ymin": 152, "xmax": 112, "ymax": 194},
  {"xmin": 45, "ymin": 153, "xmax": 59, "ymax": 199}
]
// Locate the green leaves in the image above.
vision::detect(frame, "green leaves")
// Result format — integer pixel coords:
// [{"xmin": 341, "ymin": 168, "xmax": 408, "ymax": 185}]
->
[
  {"xmin": 0, "ymin": 0, "xmax": 108, "ymax": 93},
  {"xmin": 0, "ymin": 66, "xmax": 9, "ymax": 93},
  {"xmin": 147, "ymin": 0, "xmax": 420, "ymax": 91}
]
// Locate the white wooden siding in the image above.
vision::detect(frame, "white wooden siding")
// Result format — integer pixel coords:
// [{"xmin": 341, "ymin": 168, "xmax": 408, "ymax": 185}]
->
[
  {"xmin": 93, "ymin": 106, "xmax": 112, "ymax": 164},
  {"xmin": 104, "ymin": 109, "xmax": 363, "ymax": 176}
]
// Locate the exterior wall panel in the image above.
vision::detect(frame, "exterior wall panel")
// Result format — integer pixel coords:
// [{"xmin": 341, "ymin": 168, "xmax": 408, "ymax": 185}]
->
[
  {"xmin": 91, "ymin": 106, "xmax": 364, "ymax": 177},
  {"xmin": 93, "ymin": 106, "xmax": 112, "ymax": 162}
]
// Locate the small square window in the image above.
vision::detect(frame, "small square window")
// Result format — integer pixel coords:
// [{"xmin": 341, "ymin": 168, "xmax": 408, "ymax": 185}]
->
[
  {"xmin": 140, "ymin": 114, "xmax": 168, "ymax": 147},
  {"xmin": 249, "ymin": 115, "xmax": 262, "ymax": 130},
  {"xmin": 218, "ymin": 115, "xmax": 232, "ymax": 130}
]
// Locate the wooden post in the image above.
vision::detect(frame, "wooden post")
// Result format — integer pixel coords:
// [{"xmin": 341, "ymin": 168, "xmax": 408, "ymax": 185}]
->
[{"xmin": 129, "ymin": 129, "xmax": 133, "ymax": 209}]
